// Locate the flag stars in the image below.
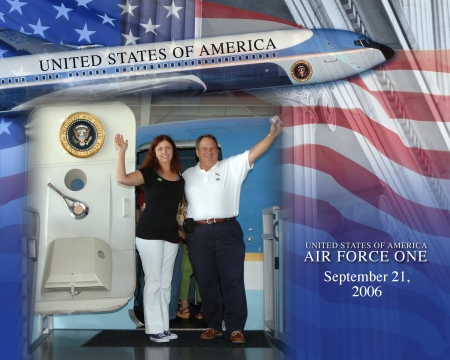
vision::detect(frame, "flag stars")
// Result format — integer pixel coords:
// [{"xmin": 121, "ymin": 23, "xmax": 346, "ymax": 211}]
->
[
  {"xmin": 164, "ymin": 39, "xmax": 178, "ymax": 54},
  {"xmin": 0, "ymin": 119, "xmax": 13, "ymax": 135},
  {"xmin": 98, "ymin": 13, "xmax": 116, "ymax": 26},
  {"xmin": 140, "ymin": 19, "xmax": 160, "ymax": 35},
  {"xmin": 19, "ymin": 26, "xmax": 31, "ymax": 35},
  {"xmin": 7, "ymin": 0, "xmax": 27, "ymax": 15},
  {"xmin": 98, "ymin": 48, "xmax": 111, "ymax": 60},
  {"xmin": 122, "ymin": 30, "xmax": 140, "ymax": 45},
  {"xmin": 0, "ymin": 48, "xmax": 8, "ymax": 58},
  {"xmin": 119, "ymin": 0, "xmax": 138, "ymax": 16},
  {"xmin": 0, "ymin": 12, "xmax": 5, "ymax": 22},
  {"xmin": 28, "ymin": 19, "xmax": 49, "ymax": 39},
  {"xmin": 75, "ymin": 23, "xmax": 95, "ymax": 43},
  {"xmin": 54, "ymin": 3, "xmax": 73, "ymax": 20},
  {"xmin": 11, "ymin": 65, "xmax": 29, "ymax": 77},
  {"xmin": 164, "ymin": 1, "xmax": 183, "ymax": 18},
  {"xmin": 76, "ymin": 0, "xmax": 92, "ymax": 9}
]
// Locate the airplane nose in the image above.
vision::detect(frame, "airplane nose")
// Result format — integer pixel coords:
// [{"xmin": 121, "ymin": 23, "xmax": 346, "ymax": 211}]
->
[{"xmin": 369, "ymin": 41, "xmax": 395, "ymax": 61}]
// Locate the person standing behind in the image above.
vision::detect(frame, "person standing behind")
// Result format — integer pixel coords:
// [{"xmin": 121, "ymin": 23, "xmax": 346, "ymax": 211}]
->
[
  {"xmin": 177, "ymin": 244, "xmax": 202, "ymax": 319},
  {"xmin": 115, "ymin": 134, "xmax": 184, "ymax": 343},
  {"xmin": 183, "ymin": 119, "xmax": 282, "ymax": 343}
]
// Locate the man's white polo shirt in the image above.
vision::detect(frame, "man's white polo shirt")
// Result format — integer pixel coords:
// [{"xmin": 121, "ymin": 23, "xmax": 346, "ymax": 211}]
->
[{"xmin": 183, "ymin": 151, "xmax": 253, "ymax": 221}]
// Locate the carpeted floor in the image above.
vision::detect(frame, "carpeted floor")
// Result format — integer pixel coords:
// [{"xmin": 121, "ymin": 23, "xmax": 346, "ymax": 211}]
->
[{"xmin": 83, "ymin": 330, "xmax": 271, "ymax": 348}]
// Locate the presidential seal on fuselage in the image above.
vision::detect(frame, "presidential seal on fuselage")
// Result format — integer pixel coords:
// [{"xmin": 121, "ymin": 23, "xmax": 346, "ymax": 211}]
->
[
  {"xmin": 60, "ymin": 112, "xmax": 105, "ymax": 158},
  {"xmin": 291, "ymin": 60, "xmax": 313, "ymax": 82}
]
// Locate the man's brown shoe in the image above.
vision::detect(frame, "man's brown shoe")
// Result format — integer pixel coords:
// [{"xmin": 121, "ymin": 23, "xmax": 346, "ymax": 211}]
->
[
  {"xmin": 230, "ymin": 330, "xmax": 245, "ymax": 343},
  {"xmin": 200, "ymin": 328, "xmax": 222, "ymax": 339}
]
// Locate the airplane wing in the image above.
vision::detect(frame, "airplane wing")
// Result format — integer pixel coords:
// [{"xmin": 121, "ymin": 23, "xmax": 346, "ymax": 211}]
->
[{"xmin": 0, "ymin": 29, "xmax": 75, "ymax": 56}]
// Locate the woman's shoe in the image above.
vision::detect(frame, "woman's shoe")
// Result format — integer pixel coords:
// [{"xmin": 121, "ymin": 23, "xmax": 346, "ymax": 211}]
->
[
  {"xmin": 177, "ymin": 306, "xmax": 190, "ymax": 319},
  {"xmin": 195, "ymin": 311, "xmax": 203, "ymax": 320}
]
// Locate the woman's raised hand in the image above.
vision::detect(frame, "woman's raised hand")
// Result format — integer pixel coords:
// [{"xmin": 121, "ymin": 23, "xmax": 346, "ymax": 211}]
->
[{"xmin": 115, "ymin": 133, "xmax": 128, "ymax": 153}]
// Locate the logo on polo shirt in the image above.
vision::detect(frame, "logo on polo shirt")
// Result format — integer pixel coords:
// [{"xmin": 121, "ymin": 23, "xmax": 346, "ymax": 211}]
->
[{"xmin": 215, "ymin": 172, "xmax": 221, "ymax": 181}]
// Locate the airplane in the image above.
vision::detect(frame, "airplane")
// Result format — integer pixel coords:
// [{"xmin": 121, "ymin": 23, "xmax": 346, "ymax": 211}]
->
[{"xmin": 0, "ymin": 27, "xmax": 394, "ymax": 112}]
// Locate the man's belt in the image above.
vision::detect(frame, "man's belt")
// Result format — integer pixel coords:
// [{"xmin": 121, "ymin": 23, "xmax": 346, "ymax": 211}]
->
[{"xmin": 196, "ymin": 217, "xmax": 235, "ymax": 225}]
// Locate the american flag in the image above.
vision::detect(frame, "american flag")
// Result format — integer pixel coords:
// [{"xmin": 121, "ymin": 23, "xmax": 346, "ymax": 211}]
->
[
  {"xmin": 0, "ymin": 1, "xmax": 299, "ymax": 358},
  {"xmin": 281, "ymin": 49, "xmax": 450, "ymax": 359},
  {"xmin": 0, "ymin": 0, "xmax": 196, "ymax": 52},
  {"xmin": 0, "ymin": 119, "xmax": 27, "ymax": 360},
  {"xmin": 0, "ymin": 0, "xmax": 298, "ymax": 57}
]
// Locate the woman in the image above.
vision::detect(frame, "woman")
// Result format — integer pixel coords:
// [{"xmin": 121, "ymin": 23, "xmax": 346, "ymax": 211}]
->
[{"xmin": 115, "ymin": 133, "xmax": 184, "ymax": 343}]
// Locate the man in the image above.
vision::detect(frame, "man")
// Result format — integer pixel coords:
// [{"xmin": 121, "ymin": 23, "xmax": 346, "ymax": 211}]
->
[{"xmin": 183, "ymin": 118, "xmax": 282, "ymax": 343}]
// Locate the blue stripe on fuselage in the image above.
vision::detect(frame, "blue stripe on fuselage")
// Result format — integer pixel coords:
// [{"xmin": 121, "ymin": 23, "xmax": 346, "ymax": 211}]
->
[{"xmin": 192, "ymin": 62, "xmax": 291, "ymax": 92}]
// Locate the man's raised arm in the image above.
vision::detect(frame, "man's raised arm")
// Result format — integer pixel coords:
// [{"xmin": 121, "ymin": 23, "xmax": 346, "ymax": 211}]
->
[{"xmin": 248, "ymin": 116, "xmax": 283, "ymax": 166}]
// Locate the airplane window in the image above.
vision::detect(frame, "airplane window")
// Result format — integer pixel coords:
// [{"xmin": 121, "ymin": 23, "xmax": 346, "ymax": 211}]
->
[
  {"xmin": 272, "ymin": 52, "xmax": 276, "ymax": 57},
  {"xmin": 218, "ymin": 58, "xmax": 222, "ymax": 63},
  {"xmin": 115, "ymin": 68, "xmax": 119, "ymax": 73},
  {"xmin": 130, "ymin": 66, "xmax": 134, "ymax": 71},
  {"xmin": 258, "ymin": 54, "xmax": 263, "ymax": 58},
  {"xmin": 55, "ymin": 74, "xmax": 59, "ymax": 78},
  {"xmin": 82, "ymin": 71, "xmax": 86, "ymax": 76},
  {"xmin": 191, "ymin": 60, "xmax": 195, "ymax": 65},
  {"xmin": 68, "ymin": 73, "xmax": 72, "ymax": 78},
  {"xmin": 157, "ymin": 64, "xmax": 161, "ymax": 68},
  {"xmin": 184, "ymin": 61, "xmax": 188, "ymax": 66},
  {"xmin": 48, "ymin": 75, "xmax": 53, "ymax": 80},
  {"xmin": 143, "ymin": 65, "xmax": 148, "ymax": 70},
  {"xmin": 265, "ymin": 53, "xmax": 269, "ymax": 58},
  {"xmin": 14, "ymin": 78, "xmax": 19, "ymax": 83},
  {"xmin": 164, "ymin": 63, "xmax": 168, "ymax": 68},
  {"xmin": 136, "ymin": 66, "xmax": 140, "ymax": 71},
  {"xmin": 95, "ymin": 70, "xmax": 99, "ymax": 75},
  {"xmin": 231, "ymin": 56, "xmax": 235, "ymax": 61},
  {"xmin": 225, "ymin": 57, "xmax": 229, "ymax": 62},
  {"xmin": 252, "ymin": 54, "xmax": 256, "ymax": 59},
  {"xmin": 150, "ymin": 65, "xmax": 154, "ymax": 69},
  {"xmin": 245, "ymin": 55, "xmax": 249, "ymax": 60},
  {"xmin": 75, "ymin": 72, "xmax": 79, "ymax": 76},
  {"xmin": 197, "ymin": 60, "xmax": 202, "ymax": 65},
  {"xmin": 21, "ymin": 77, "xmax": 25, "ymax": 82},
  {"xmin": 88, "ymin": 71, "xmax": 92, "ymax": 75},
  {"xmin": 354, "ymin": 39, "xmax": 371, "ymax": 47},
  {"xmin": 178, "ymin": 62, "xmax": 181, "ymax": 66},
  {"xmin": 41, "ymin": 76, "xmax": 45, "ymax": 80},
  {"xmin": 70, "ymin": 179, "xmax": 85, "ymax": 191},
  {"xmin": 122, "ymin": 67, "xmax": 127, "ymax": 72},
  {"xmin": 205, "ymin": 59, "xmax": 209, "ymax": 64},
  {"xmin": 102, "ymin": 69, "xmax": 106, "ymax": 74},
  {"xmin": 238, "ymin": 56, "xmax": 242, "ymax": 61},
  {"xmin": 1, "ymin": 79, "xmax": 5, "ymax": 84},
  {"xmin": 171, "ymin": 63, "xmax": 174, "ymax": 67},
  {"xmin": 8, "ymin": 79, "xmax": 12, "ymax": 83},
  {"xmin": 211, "ymin": 58, "xmax": 215, "ymax": 63}
]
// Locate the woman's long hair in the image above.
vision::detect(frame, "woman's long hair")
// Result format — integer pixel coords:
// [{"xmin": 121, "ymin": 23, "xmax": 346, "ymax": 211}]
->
[{"xmin": 139, "ymin": 135, "xmax": 182, "ymax": 173}]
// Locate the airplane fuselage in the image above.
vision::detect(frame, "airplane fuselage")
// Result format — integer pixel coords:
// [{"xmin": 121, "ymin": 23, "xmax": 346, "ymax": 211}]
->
[{"xmin": 0, "ymin": 28, "xmax": 393, "ymax": 111}]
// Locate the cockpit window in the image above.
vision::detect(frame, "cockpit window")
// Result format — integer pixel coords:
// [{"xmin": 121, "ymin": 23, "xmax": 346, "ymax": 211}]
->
[{"xmin": 354, "ymin": 39, "xmax": 371, "ymax": 47}]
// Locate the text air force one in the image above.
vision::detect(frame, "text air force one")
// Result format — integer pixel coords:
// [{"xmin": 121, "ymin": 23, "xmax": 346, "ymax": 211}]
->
[{"xmin": 0, "ymin": 27, "xmax": 394, "ymax": 111}]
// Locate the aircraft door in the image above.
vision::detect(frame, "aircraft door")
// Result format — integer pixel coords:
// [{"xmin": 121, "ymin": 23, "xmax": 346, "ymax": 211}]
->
[
  {"xmin": 262, "ymin": 206, "xmax": 281, "ymax": 334},
  {"xmin": 27, "ymin": 102, "xmax": 136, "ymax": 314}
]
